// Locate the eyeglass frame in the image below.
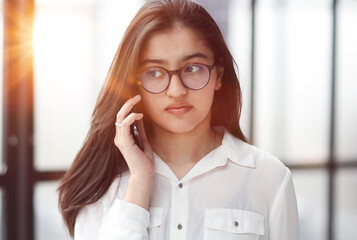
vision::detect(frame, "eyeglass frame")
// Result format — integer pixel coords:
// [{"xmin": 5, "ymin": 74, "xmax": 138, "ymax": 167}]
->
[{"xmin": 136, "ymin": 61, "xmax": 216, "ymax": 94}]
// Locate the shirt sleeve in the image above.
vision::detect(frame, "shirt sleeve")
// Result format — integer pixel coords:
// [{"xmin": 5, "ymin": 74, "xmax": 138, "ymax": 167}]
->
[
  {"xmin": 268, "ymin": 169, "xmax": 299, "ymax": 240},
  {"xmin": 74, "ymin": 199, "xmax": 150, "ymax": 240},
  {"xmin": 99, "ymin": 200, "xmax": 150, "ymax": 240}
]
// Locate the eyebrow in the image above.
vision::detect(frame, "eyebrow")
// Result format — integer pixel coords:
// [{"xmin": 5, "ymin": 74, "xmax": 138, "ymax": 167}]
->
[{"xmin": 140, "ymin": 53, "xmax": 209, "ymax": 66}]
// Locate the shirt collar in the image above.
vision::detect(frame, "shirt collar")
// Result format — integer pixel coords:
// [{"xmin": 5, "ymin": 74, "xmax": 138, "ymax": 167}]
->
[
  {"xmin": 214, "ymin": 127, "xmax": 256, "ymax": 168},
  {"xmin": 153, "ymin": 127, "xmax": 256, "ymax": 183}
]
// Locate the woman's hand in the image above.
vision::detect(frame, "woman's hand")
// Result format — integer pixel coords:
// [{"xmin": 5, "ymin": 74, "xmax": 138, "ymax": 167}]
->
[{"xmin": 114, "ymin": 95, "xmax": 154, "ymax": 180}]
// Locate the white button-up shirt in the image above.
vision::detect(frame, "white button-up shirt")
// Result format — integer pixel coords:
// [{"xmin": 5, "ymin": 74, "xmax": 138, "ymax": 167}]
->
[{"xmin": 75, "ymin": 129, "xmax": 299, "ymax": 240}]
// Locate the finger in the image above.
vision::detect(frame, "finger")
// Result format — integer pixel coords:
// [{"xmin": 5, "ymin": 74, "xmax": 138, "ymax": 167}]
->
[
  {"xmin": 116, "ymin": 95, "xmax": 141, "ymax": 123},
  {"xmin": 120, "ymin": 112, "xmax": 144, "ymax": 130},
  {"xmin": 115, "ymin": 112, "xmax": 143, "ymax": 140},
  {"xmin": 115, "ymin": 112, "xmax": 143, "ymax": 144}
]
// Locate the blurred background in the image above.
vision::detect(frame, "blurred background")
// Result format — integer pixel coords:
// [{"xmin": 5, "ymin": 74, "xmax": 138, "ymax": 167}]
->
[{"xmin": 0, "ymin": 0, "xmax": 356, "ymax": 239}]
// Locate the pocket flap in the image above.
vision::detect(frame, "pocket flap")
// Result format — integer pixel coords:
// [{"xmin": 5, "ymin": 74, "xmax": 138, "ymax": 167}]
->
[
  {"xmin": 205, "ymin": 208, "xmax": 264, "ymax": 235},
  {"xmin": 148, "ymin": 207, "xmax": 164, "ymax": 229}
]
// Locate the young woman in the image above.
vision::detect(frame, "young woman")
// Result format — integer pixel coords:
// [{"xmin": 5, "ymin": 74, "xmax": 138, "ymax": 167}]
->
[{"xmin": 58, "ymin": 0, "xmax": 299, "ymax": 239}]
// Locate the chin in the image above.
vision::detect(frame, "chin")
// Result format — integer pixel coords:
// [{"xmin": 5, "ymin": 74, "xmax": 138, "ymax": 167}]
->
[
  {"xmin": 162, "ymin": 116, "xmax": 211, "ymax": 134},
  {"xmin": 164, "ymin": 123, "xmax": 196, "ymax": 134}
]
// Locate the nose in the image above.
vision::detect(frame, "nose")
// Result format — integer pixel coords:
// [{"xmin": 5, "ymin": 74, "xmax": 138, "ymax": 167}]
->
[{"xmin": 165, "ymin": 73, "xmax": 188, "ymax": 98}]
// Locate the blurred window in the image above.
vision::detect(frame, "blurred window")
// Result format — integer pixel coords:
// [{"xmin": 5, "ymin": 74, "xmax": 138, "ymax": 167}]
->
[
  {"xmin": 0, "ymin": 0, "xmax": 356, "ymax": 239},
  {"xmin": 226, "ymin": 0, "xmax": 357, "ymax": 239},
  {"xmin": 1, "ymin": 0, "xmax": 144, "ymax": 239},
  {"xmin": 33, "ymin": 0, "xmax": 144, "ymax": 237},
  {"xmin": 33, "ymin": 0, "xmax": 144, "ymax": 171},
  {"xmin": 0, "ymin": 189, "xmax": 4, "ymax": 240},
  {"xmin": 253, "ymin": 0, "xmax": 332, "ymax": 164},
  {"xmin": 292, "ymin": 170, "xmax": 328, "ymax": 239},
  {"xmin": 335, "ymin": 169, "xmax": 357, "ymax": 239},
  {"xmin": 34, "ymin": 182, "xmax": 69, "ymax": 240},
  {"xmin": 336, "ymin": 0, "xmax": 357, "ymax": 162}
]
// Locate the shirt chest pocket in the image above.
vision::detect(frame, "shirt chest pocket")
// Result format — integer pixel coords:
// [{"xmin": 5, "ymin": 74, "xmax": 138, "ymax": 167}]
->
[
  {"xmin": 148, "ymin": 207, "xmax": 164, "ymax": 240},
  {"xmin": 204, "ymin": 208, "xmax": 265, "ymax": 240}
]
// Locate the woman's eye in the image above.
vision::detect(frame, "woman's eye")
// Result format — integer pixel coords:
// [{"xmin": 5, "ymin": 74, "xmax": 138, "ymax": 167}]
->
[
  {"xmin": 184, "ymin": 64, "xmax": 201, "ymax": 73},
  {"xmin": 146, "ymin": 69, "xmax": 163, "ymax": 78}
]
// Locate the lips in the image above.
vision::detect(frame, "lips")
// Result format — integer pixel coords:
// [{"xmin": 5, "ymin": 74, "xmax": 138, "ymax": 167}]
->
[{"xmin": 165, "ymin": 102, "xmax": 193, "ymax": 115}]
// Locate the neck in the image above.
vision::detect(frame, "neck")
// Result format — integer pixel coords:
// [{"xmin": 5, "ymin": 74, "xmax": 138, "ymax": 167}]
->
[{"xmin": 148, "ymin": 122, "xmax": 217, "ymax": 166}]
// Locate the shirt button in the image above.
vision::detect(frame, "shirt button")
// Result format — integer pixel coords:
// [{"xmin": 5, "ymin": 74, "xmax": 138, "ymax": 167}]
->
[
  {"xmin": 177, "ymin": 224, "xmax": 183, "ymax": 230},
  {"xmin": 178, "ymin": 183, "xmax": 183, "ymax": 188},
  {"xmin": 234, "ymin": 221, "xmax": 239, "ymax": 227}
]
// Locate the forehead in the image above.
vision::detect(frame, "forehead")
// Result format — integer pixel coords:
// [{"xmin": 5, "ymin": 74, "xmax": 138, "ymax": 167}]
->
[{"xmin": 139, "ymin": 25, "xmax": 215, "ymax": 65}]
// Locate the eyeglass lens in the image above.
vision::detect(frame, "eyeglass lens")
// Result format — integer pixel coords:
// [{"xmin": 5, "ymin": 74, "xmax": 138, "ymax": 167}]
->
[{"xmin": 140, "ymin": 63, "xmax": 211, "ymax": 93}]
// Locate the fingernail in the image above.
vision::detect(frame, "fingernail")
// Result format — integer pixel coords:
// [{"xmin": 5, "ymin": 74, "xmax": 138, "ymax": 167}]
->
[{"xmin": 134, "ymin": 95, "xmax": 141, "ymax": 100}]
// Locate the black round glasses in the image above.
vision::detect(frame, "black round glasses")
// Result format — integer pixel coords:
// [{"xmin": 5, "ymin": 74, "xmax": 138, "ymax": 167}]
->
[{"xmin": 137, "ymin": 62, "xmax": 216, "ymax": 94}]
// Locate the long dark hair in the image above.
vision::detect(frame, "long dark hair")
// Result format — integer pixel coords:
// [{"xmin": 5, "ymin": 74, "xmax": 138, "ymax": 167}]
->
[{"xmin": 58, "ymin": 0, "xmax": 246, "ymax": 237}]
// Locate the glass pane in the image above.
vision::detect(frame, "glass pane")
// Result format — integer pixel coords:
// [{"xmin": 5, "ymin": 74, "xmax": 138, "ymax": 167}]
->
[
  {"xmin": 292, "ymin": 169, "xmax": 328, "ymax": 240},
  {"xmin": 34, "ymin": 181, "xmax": 70, "ymax": 240},
  {"xmin": 197, "ymin": 0, "xmax": 229, "ymax": 39},
  {"xmin": 254, "ymin": 0, "xmax": 332, "ymax": 164},
  {"xmin": 33, "ymin": 0, "xmax": 144, "ymax": 170},
  {"xmin": 335, "ymin": 169, "xmax": 357, "ymax": 240},
  {"xmin": 227, "ymin": 0, "xmax": 252, "ymax": 139},
  {"xmin": 336, "ymin": 0, "xmax": 357, "ymax": 162},
  {"xmin": 0, "ymin": 189, "xmax": 5, "ymax": 240}
]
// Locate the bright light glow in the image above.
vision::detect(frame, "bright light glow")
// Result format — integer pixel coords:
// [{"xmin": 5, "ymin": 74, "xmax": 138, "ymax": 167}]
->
[
  {"xmin": 32, "ymin": 0, "xmax": 144, "ymax": 171},
  {"xmin": 32, "ymin": 2, "xmax": 143, "ymax": 239},
  {"xmin": 33, "ymin": 6, "xmax": 93, "ymax": 77},
  {"xmin": 33, "ymin": 4, "xmax": 96, "ymax": 171}
]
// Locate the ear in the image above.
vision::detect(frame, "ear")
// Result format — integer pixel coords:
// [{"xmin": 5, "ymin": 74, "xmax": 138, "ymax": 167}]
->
[{"xmin": 215, "ymin": 64, "xmax": 224, "ymax": 91}]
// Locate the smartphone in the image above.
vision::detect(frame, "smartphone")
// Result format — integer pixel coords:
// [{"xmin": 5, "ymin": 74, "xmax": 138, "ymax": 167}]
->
[
  {"xmin": 131, "ymin": 123, "xmax": 143, "ymax": 150},
  {"xmin": 130, "ymin": 107, "xmax": 144, "ymax": 150}
]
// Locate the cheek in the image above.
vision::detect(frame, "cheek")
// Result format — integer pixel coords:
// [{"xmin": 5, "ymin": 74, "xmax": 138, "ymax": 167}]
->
[
  {"xmin": 202, "ymin": 90, "xmax": 215, "ymax": 110},
  {"xmin": 200, "ymin": 79, "xmax": 218, "ymax": 105},
  {"xmin": 139, "ymin": 92, "xmax": 161, "ymax": 117},
  {"xmin": 191, "ymin": 85, "xmax": 216, "ymax": 117}
]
